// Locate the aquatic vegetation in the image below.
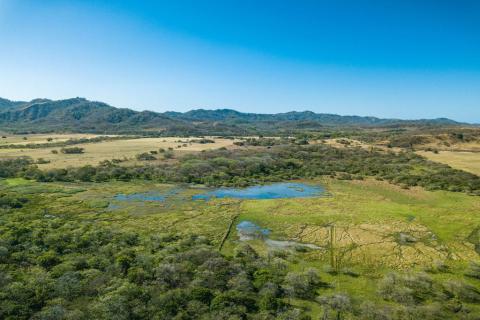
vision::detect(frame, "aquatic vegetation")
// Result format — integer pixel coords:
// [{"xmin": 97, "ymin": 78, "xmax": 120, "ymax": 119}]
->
[{"xmin": 114, "ymin": 191, "xmax": 166, "ymax": 202}]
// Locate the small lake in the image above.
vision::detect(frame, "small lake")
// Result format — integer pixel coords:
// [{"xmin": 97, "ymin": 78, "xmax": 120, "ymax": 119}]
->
[
  {"xmin": 236, "ymin": 220, "xmax": 322, "ymax": 250},
  {"xmin": 236, "ymin": 220, "xmax": 271, "ymax": 240},
  {"xmin": 108, "ymin": 182, "xmax": 326, "ymax": 210},
  {"xmin": 192, "ymin": 182, "xmax": 325, "ymax": 200}
]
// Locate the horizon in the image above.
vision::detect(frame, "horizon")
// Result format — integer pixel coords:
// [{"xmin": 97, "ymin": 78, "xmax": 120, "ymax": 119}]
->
[
  {"xmin": 1, "ymin": 1, "xmax": 479, "ymax": 122},
  {"xmin": 0, "ymin": 95, "xmax": 473, "ymax": 123}
]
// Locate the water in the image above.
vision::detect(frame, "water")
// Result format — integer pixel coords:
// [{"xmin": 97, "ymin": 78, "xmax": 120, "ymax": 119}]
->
[
  {"xmin": 108, "ymin": 183, "xmax": 325, "ymax": 210},
  {"xmin": 192, "ymin": 182, "xmax": 325, "ymax": 201},
  {"xmin": 236, "ymin": 220, "xmax": 271, "ymax": 240},
  {"xmin": 236, "ymin": 220, "xmax": 322, "ymax": 250}
]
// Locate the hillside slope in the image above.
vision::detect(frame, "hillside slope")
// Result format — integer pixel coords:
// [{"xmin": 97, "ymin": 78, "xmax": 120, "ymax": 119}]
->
[{"xmin": 0, "ymin": 97, "xmax": 464, "ymax": 134}]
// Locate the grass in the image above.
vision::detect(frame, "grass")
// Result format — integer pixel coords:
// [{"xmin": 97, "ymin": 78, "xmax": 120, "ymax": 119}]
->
[
  {"xmin": 1, "ymin": 177, "xmax": 33, "ymax": 186},
  {"xmin": 3, "ymin": 177, "xmax": 478, "ymax": 268},
  {"xmin": 236, "ymin": 179, "xmax": 480, "ymax": 274},
  {"xmin": 5, "ymin": 177, "xmax": 477, "ymax": 268},
  {"xmin": 0, "ymin": 136, "xmax": 239, "ymax": 168},
  {"xmin": 0, "ymin": 133, "xmax": 109, "ymax": 145},
  {"xmin": 418, "ymin": 150, "xmax": 480, "ymax": 176}
]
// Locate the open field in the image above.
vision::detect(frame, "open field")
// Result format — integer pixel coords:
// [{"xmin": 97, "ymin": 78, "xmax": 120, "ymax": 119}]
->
[
  {"xmin": 0, "ymin": 133, "xmax": 111, "ymax": 145},
  {"xmin": 0, "ymin": 136, "xmax": 239, "ymax": 168},
  {"xmin": 418, "ymin": 150, "xmax": 480, "ymax": 176}
]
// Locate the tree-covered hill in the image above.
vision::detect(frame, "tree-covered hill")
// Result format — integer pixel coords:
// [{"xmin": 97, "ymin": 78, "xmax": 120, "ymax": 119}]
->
[{"xmin": 0, "ymin": 97, "xmax": 465, "ymax": 135}]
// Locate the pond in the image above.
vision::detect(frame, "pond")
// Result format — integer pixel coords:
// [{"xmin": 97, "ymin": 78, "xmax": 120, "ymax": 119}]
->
[
  {"xmin": 192, "ymin": 182, "xmax": 325, "ymax": 200},
  {"xmin": 108, "ymin": 182, "xmax": 326, "ymax": 210},
  {"xmin": 236, "ymin": 220, "xmax": 271, "ymax": 240},
  {"xmin": 236, "ymin": 220, "xmax": 322, "ymax": 250}
]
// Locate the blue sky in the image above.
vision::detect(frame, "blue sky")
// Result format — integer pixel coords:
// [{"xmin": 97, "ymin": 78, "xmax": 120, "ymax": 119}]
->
[{"xmin": 0, "ymin": 0, "xmax": 479, "ymax": 121}]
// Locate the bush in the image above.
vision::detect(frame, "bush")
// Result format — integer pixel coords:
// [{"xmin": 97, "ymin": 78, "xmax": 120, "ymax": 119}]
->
[
  {"xmin": 36, "ymin": 158, "xmax": 50, "ymax": 164},
  {"xmin": 282, "ymin": 268, "xmax": 324, "ymax": 299},
  {"xmin": 136, "ymin": 153, "xmax": 156, "ymax": 161},
  {"xmin": 60, "ymin": 147, "xmax": 84, "ymax": 154},
  {"xmin": 163, "ymin": 151, "xmax": 174, "ymax": 159},
  {"xmin": 465, "ymin": 262, "xmax": 480, "ymax": 279},
  {"xmin": 378, "ymin": 272, "xmax": 434, "ymax": 305}
]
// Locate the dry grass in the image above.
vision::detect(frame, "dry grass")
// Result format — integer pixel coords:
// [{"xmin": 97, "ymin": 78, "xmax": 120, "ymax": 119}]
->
[
  {"xmin": 417, "ymin": 150, "xmax": 480, "ymax": 176},
  {"xmin": 0, "ymin": 137, "xmax": 239, "ymax": 168},
  {"xmin": 321, "ymin": 138, "xmax": 399, "ymax": 152},
  {"xmin": 322, "ymin": 138, "xmax": 370, "ymax": 149},
  {"xmin": 0, "ymin": 133, "xmax": 110, "ymax": 145}
]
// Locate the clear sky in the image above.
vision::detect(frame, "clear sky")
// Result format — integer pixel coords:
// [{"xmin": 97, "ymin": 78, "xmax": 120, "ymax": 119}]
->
[{"xmin": 0, "ymin": 0, "xmax": 479, "ymax": 121}]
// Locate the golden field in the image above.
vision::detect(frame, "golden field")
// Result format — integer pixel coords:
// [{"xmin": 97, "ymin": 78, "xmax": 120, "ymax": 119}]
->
[
  {"xmin": 417, "ymin": 150, "xmax": 480, "ymax": 176},
  {"xmin": 0, "ymin": 133, "xmax": 109, "ymax": 145},
  {"xmin": 0, "ymin": 135, "xmax": 239, "ymax": 169}
]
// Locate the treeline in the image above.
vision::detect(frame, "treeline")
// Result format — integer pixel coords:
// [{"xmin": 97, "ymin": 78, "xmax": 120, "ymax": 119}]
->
[
  {"xmin": 354, "ymin": 128, "xmax": 480, "ymax": 150},
  {"xmin": 233, "ymin": 137, "xmax": 308, "ymax": 147},
  {"xmin": 2, "ymin": 144, "xmax": 480, "ymax": 194}
]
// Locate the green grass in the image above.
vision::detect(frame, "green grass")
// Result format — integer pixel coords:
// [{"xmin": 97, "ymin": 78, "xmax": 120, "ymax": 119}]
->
[{"xmin": 2, "ymin": 177, "xmax": 33, "ymax": 186}]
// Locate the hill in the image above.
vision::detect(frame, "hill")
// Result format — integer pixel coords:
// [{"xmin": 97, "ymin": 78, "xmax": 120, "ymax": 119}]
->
[{"xmin": 0, "ymin": 97, "xmax": 465, "ymax": 135}]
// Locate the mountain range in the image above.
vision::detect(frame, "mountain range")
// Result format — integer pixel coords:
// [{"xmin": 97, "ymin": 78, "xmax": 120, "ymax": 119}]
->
[{"xmin": 0, "ymin": 97, "xmax": 465, "ymax": 135}]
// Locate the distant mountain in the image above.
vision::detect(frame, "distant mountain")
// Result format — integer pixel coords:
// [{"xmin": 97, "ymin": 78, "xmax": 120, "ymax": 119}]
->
[
  {"xmin": 0, "ymin": 97, "xmax": 465, "ymax": 135},
  {"xmin": 166, "ymin": 108, "xmax": 461, "ymax": 126},
  {"xmin": 0, "ymin": 97, "xmax": 26, "ymax": 110},
  {"xmin": 0, "ymin": 97, "xmax": 182, "ymax": 134}
]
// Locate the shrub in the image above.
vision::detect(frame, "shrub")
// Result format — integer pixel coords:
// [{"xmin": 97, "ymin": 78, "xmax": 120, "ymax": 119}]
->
[
  {"xmin": 136, "ymin": 153, "xmax": 156, "ymax": 161},
  {"xmin": 163, "ymin": 151, "xmax": 174, "ymax": 159},
  {"xmin": 36, "ymin": 158, "xmax": 51, "ymax": 164},
  {"xmin": 60, "ymin": 147, "xmax": 84, "ymax": 154},
  {"xmin": 465, "ymin": 262, "xmax": 480, "ymax": 279}
]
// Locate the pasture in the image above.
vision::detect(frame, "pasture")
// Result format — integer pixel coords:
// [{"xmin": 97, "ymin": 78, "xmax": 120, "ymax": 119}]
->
[
  {"xmin": 418, "ymin": 150, "xmax": 480, "ymax": 176},
  {"xmin": 0, "ymin": 136, "xmax": 239, "ymax": 168},
  {"xmin": 0, "ymin": 133, "xmax": 108, "ymax": 145}
]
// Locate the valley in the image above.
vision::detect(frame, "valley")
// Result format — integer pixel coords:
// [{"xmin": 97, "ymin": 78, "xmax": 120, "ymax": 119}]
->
[
  {"xmin": 2, "ymin": 128, "xmax": 480, "ymax": 318},
  {"xmin": 2, "ymin": 1, "xmax": 479, "ymax": 318}
]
